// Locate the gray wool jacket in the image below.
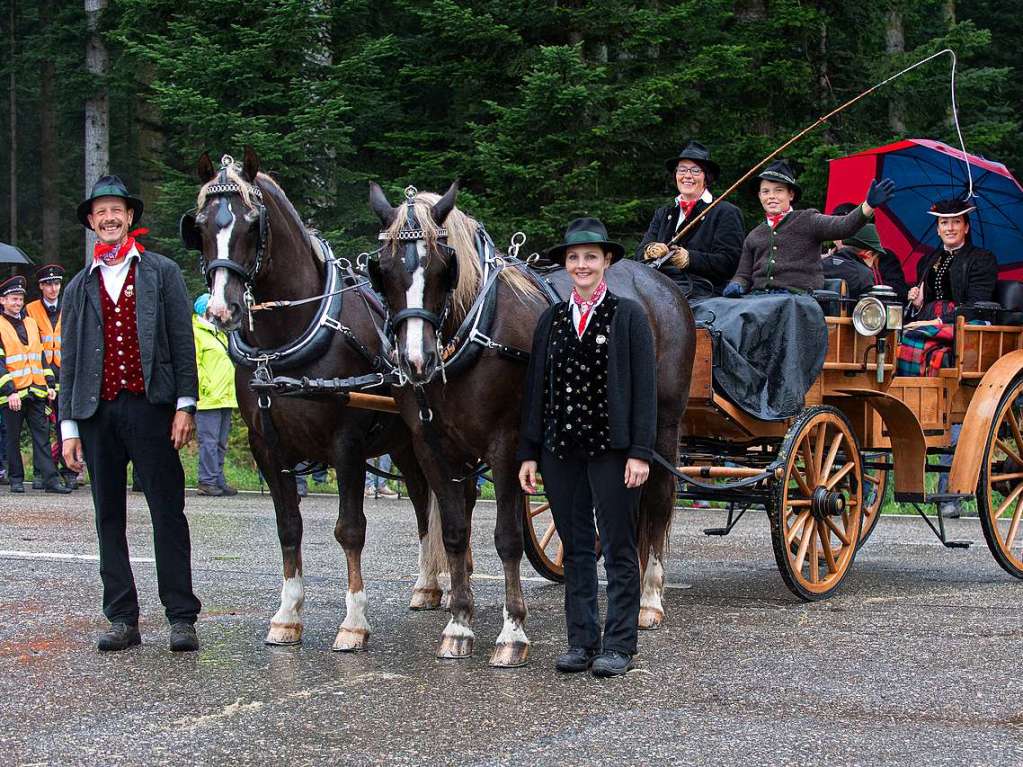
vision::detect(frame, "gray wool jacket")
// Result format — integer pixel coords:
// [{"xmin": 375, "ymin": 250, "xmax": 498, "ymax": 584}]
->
[
  {"xmin": 59, "ymin": 251, "xmax": 198, "ymax": 424},
  {"xmin": 733, "ymin": 206, "xmax": 868, "ymax": 293}
]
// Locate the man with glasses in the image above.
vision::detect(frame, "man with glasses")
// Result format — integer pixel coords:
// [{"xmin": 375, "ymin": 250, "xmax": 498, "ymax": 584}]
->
[{"xmin": 637, "ymin": 140, "xmax": 744, "ymax": 301}]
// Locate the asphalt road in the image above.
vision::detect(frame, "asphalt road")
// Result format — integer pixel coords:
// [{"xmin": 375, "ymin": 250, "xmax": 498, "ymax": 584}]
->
[{"xmin": 1, "ymin": 489, "xmax": 1021, "ymax": 766}]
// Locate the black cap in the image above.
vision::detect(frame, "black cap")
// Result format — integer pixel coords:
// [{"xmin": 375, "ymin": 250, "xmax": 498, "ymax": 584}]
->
[
  {"xmin": 755, "ymin": 159, "xmax": 802, "ymax": 202},
  {"xmin": 0, "ymin": 275, "xmax": 27, "ymax": 297},
  {"xmin": 35, "ymin": 263, "xmax": 65, "ymax": 283}
]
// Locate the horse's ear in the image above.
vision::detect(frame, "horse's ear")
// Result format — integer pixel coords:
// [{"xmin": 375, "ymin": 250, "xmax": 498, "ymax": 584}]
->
[
  {"xmin": 197, "ymin": 152, "xmax": 215, "ymax": 183},
  {"xmin": 369, "ymin": 182, "xmax": 395, "ymax": 225},
  {"xmin": 431, "ymin": 180, "xmax": 459, "ymax": 226},
  {"xmin": 242, "ymin": 145, "xmax": 260, "ymax": 182}
]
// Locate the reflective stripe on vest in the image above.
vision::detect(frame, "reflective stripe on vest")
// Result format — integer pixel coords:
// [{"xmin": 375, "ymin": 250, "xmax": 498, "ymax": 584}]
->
[
  {"xmin": 0, "ymin": 316, "xmax": 49, "ymax": 399},
  {"xmin": 24, "ymin": 300, "xmax": 61, "ymax": 368}
]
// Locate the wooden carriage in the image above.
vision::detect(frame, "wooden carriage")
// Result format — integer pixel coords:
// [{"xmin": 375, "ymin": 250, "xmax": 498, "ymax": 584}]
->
[{"xmin": 524, "ymin": 282, "xmax": 1023, "ymax": 599}]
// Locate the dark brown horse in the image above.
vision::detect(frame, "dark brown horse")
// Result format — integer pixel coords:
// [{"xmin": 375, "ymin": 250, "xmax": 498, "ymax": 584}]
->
[
  {"xmin": 183, "ymin": 148, "xmax": 458, "ymax": 651},
  {"xmin": 367, "ymin": 182, "xmax": 695, "ymax": 666}
]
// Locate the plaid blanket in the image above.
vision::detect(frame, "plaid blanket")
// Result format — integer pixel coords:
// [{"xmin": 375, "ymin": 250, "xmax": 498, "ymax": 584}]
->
[{"xmin": 895, "ymin": 322, "xmax": 955, "ymax": 377}]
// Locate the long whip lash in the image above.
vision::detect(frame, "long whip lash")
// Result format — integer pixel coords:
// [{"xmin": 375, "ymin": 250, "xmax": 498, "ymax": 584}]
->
[{"xmin": 666, "ymin": 48, "xmax": 970, "ymax": 251}]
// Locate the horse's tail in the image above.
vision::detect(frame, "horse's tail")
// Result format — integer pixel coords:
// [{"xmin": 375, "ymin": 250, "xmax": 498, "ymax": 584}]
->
[{"xmin": 423, "ymin": 491, "xmax": 449, "ymax": 577}]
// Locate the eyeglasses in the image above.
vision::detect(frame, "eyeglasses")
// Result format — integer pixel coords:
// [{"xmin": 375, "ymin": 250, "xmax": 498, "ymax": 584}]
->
[{"xmin": 675, "ymin": 166, "xmax": 704, "ymax": 177}]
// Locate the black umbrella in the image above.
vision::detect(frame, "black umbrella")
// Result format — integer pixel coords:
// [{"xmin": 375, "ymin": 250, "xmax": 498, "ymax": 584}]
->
[{"xmin": 0, "ymin": 242, "xmax": 33, "ymax": 265}]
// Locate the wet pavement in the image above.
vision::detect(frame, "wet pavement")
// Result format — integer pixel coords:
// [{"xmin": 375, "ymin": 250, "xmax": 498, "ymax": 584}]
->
[{"xmin": 2, "ymin": 489, "xmax": 1021, "ymax": 766}]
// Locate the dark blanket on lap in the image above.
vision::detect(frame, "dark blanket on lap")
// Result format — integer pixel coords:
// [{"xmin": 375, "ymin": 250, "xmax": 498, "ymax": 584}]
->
[{"xmin": 692, "ymin": 294, "xmax": 828, "ymax": 421}]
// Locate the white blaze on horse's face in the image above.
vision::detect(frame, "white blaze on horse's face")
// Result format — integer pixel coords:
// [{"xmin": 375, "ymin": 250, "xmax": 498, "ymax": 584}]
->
[
  {"xmin": 403, "ymin": 241, "xmax": 428, "ymax": 374},
  {"xmin": 207, "ymin": 205, "xmax": 237, "ymax": 323}
]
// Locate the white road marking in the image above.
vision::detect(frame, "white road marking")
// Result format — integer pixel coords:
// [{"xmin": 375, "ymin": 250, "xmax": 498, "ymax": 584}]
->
[{"xmin": 0, "ymin": 550, "xmax": 155, "ymax": 563}]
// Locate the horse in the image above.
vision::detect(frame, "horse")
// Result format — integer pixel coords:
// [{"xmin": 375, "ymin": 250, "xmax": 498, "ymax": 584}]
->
[
  {"xmin": 181, "ymin": 147, "xmax": 464, "ymax": 652},
  {"xmin": 366, "ymin": 181, "xmax": 695, "ymax": 666}
]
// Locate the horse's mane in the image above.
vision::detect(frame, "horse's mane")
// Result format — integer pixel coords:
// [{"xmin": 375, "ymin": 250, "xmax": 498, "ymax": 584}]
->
[{"xmin": 384, "ymin": 192, "xmax": 539, "ymax": 320}]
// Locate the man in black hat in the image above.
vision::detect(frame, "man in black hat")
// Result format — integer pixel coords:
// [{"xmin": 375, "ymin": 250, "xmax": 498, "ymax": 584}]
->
[
  {"xmin": 25, "ymin": 263, "xmax": 76, "ymax": 489},
  {"xmin": 0, "ymin": 275, "xmax": 71, "ymax": 495},
  {"xmin": 61, "ymin": 174, "xmax": 202, "ymax": 652},
  {"xmin": 637, "ymin": 140, "xmax": 745, "ymax": 300}
]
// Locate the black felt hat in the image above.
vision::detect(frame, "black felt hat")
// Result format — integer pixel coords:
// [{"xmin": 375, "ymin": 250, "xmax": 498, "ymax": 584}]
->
[
  {"xmin": 0, "ymin": 275, "xmax": 27, "ymax": 297},
  {"xmin": 927, "ymin": 198, "xmax": 976, "ymax": 219},
  {"xmin": 35, "ymin": 263, "xmax": 65, "ymax": 283},
  {"xmin": 755, "ymin": 159, "xmax": 802, "ymax": 202},
  {"xmin": 77, "ymin": 175, "xmax": 145, "ymax": 230},
  {"xmin": 664, "ymin": 140, "xmax": 720, "ymax": 183},
  {"xmin": 545, "ymin": 217, "xmax": 625, "ymax": 266}
]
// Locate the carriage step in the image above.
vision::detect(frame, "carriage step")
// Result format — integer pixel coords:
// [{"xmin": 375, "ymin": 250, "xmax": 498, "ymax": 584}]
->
[{"xmin": 703, "ymin": 527, "xmax": 731, "ymax": 536}]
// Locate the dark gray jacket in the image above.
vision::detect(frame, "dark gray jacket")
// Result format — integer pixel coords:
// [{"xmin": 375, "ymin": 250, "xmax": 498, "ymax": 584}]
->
[
  {"xmin": 734, "ymin": 206, "xmax": 867, "ymax": 293},
  {"xmin": 59, "ymin": 252, "xmax": 198, "ymax": 422}
]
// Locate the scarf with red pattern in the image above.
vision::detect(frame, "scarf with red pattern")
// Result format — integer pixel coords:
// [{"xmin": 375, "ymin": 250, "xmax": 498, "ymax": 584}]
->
[
  {"xmin": 93, "ymin": 228, "xmax": 148, "ymax": 266},
  {"xmin": 571, "ymin": 279, "xmax": 607, "ymax": 336}
]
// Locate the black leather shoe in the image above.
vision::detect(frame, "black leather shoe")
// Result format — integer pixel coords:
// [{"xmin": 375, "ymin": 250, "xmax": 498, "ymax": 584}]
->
[
  {"xmin": 44, "ymin": 482, "xmax": 73, "ymax": 495},
  {"xmin": 591, "ymin": 650, "xmax": 634, "ymax": 677},
  {"xmin": 169, "ymin": 622, "xmax": 200, "ymax": 652},
  {"xmin": 555, "ymin": 646, "xmax": 598, "ymax": 673},
  {"xmin": 10, "ymin": 482, "xmax": 24, "ymax": 494},
  {"xmin": 97, "ymin": 622, "xmax": 142, "ymax": 652},
  {"xmin": 32, "ymin": 479, "xmax": 44, "ymax": 490}
]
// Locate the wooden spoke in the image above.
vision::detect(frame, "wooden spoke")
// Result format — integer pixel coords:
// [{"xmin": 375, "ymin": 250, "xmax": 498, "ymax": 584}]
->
[
  {"xmin": 528, "ymin": 501, "xmax": 551, "ymax": 518},
  {"xmin": 790, "ymin": 465, "xmax": 813, "ymax": 497},
  {"xmin": 994, "ymin": 439, "xmax": 1023, "ymax": 468},
  {"xmin": 800, "ymin": 440, "xmax": 817, "ymax": 487},
  {"xmin": 823, "ymin": 515, "xmax": 852, "ymax": 546},
  {"xmin": 990, "ymin": 471, "xmax": 1023, "ymax": 483},
  {"xmin": 825, "ymin": 461, "xmax": 855, "ymax": 490},
  {"xmin": 817, "ymin": 523, "xmax": 838, "ymax": 574},
  {"xmin": 794, "ymin": 519, "xmax": 815, "ymax": 573},
  {"xmin": 786, "ymin": 499, "xmax": 812, "ymax": 507},
  {"xmin": 1004, "ymin": 498, "xmax": 1023, "ymax": 551},
  {"xmin": 820, "ymin": 432, "xmax": 844, "ymax": 486},
  {"xmin": 996, "ymin": 482, "xmax": 1023, "ymax": 518},
  {"xmin": 808, "ymin": 527, "xmax": 820, "ymax": 582},
  {"xmin": 1008, "ymin": 408, "xmax": 1023, "ymax": 456},
  {"xmin": 539, "ymin": 521, "xmax": 558, "ymax": 550},
  {"xmin": 812, "ymin": 425, "xmax": 827, "ymax": 487},
  {"xmin": 786, "ymin": 510, "xmax": 811, "ymax": 545},
  {"xmin": 554, "ymin": 541, "xmax": 565, "ymax": 567}
]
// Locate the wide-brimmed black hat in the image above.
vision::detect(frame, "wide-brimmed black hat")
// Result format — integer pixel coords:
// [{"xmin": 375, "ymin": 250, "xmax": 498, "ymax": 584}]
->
[
  {"xmin": 0, "ymin": 275, "xmax": 27, "ymax": 297},
  {"xmin": 664, "ymin": 140, "xmax": 720, "ymax": 183},
  {"xmin": 77, "ymin": 175, "xmax": 144, "ymax": 230},
  {"xmin": 755, "ymin": 159, "xmax": 802, "ymax": 202},
  {"xmin": 35, "ymin": 263, "xmax": 65, "ymax": 283},
  {"xmin": 927, "ymin": 198, "xmax": 976, "ymax": 219},
  {"xmin": 545, "ymin": 217, "xmax": 625, "ymax": 266}
]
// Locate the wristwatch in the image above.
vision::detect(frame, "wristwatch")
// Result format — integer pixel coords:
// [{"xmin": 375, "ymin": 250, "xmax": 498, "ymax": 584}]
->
[{"xmin": 178, "ymin": 405, "xmax": 197, "ymax": 415}]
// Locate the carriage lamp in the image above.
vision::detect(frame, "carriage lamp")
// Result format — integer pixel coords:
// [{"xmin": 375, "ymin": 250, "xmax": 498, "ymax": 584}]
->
[{"xmin": 852, "ymin": 286, "xmax": 902, "ymax": 382}]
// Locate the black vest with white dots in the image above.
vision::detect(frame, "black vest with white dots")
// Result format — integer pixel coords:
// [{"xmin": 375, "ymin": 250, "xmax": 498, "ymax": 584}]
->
[{"xmin": 543, "ymin": 294, "xmax": 618, "ymax": 459}]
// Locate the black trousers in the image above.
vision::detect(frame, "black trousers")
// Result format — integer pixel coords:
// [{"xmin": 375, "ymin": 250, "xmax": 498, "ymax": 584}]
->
[
  {"xmin": 2, "ymin": 394, "xmax": 58, "ymax": 485},
  {"xmin": 540, "ymin": 448, "xmax": 641, "ymax": 655},
  {"xmin": 79, "ymin": 393, "xmax": 201, "ymax": 625}
]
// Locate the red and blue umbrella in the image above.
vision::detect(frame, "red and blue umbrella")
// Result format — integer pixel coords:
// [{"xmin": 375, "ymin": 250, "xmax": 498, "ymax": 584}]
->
[{"xmin": 826, "ymin": 138, "xmax": 1023, "ymax": 281}]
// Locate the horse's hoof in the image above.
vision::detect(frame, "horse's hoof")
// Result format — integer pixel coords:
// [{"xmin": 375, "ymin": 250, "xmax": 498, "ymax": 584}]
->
[
  {"xmin": 638, "ymin": 607, "xmax": 664, "ymax": 630},
  {"xmin": 265, "ymin": 621, "xmax": 303, "ymax": 645},
  {"xmin": 409, "ymin": 587, "xmax": 443, "ymax": 611},
  {"xmin": 489, "ymin": 641, "xmax": 529, "ymax": 668},
  {"xmin": 332, "ymin": 627, "xmax": 369, "ymax": 652},
  {"xmin": 436, "ymin": 634, "xmax": 474, "ymax": 659}
]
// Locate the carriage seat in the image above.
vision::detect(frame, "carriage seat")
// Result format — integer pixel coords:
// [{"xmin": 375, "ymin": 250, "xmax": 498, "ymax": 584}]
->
[
  {"xmin": 813, "ymin": 278, "xmax": 847, "ymax": 317},
  {"xmin": 995, "ymin": 280, "xmax": 1023, "ymax": 325}
]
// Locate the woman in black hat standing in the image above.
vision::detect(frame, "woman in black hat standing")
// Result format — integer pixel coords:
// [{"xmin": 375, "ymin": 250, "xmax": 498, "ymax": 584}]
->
[
  {"xmin": 724, "ymin": 160, "xmax": 895, "ymax": 296},
  {"xmin": 518, "ymin": 218, "xmax": 656, "ymax": 678},
  {"xmin": 637, "ymin": 140, "xmax": 745, "ymax": 300}
]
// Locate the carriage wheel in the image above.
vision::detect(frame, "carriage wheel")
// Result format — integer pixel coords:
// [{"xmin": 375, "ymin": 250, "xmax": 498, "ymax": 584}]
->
[
  {"xmin": 857, "ymin": 455, "xmax": 889, "ymax": 549},
  {"xmin": 978, "ymin": 374, "xmax": 1023, "ymax": 579},
  {"xmin": 522, "ymin": 492, "xmax": 565, "ymax": 583},
  {"xmin": 768, "ymin": 406, "xmax": 863, "ymax": 601}
]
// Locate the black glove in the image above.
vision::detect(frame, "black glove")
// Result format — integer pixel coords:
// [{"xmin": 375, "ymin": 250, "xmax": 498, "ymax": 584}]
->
[{"xmin": 866, "ymin": 178, "xmax": 896, "ymax": 208}]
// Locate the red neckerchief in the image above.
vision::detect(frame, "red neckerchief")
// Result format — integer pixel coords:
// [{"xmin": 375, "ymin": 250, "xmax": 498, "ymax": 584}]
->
[
  {"xmin": 675, "ymin": 196, "xmax": 698, "ymax": 220},
  {"xmin": 571, "ymin": 279, "xmax": 607, "ymax": 336},
  {"xmin": 766, "ymin": 209, "xmax": 791, "ymax": 228},
  {"xmin": 856, "ymin": 248, "xmax": 884, "ymax": 284},
  {"xmin": 93, "ymin": 228, "xmax": 148, "ymax": 266}
]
